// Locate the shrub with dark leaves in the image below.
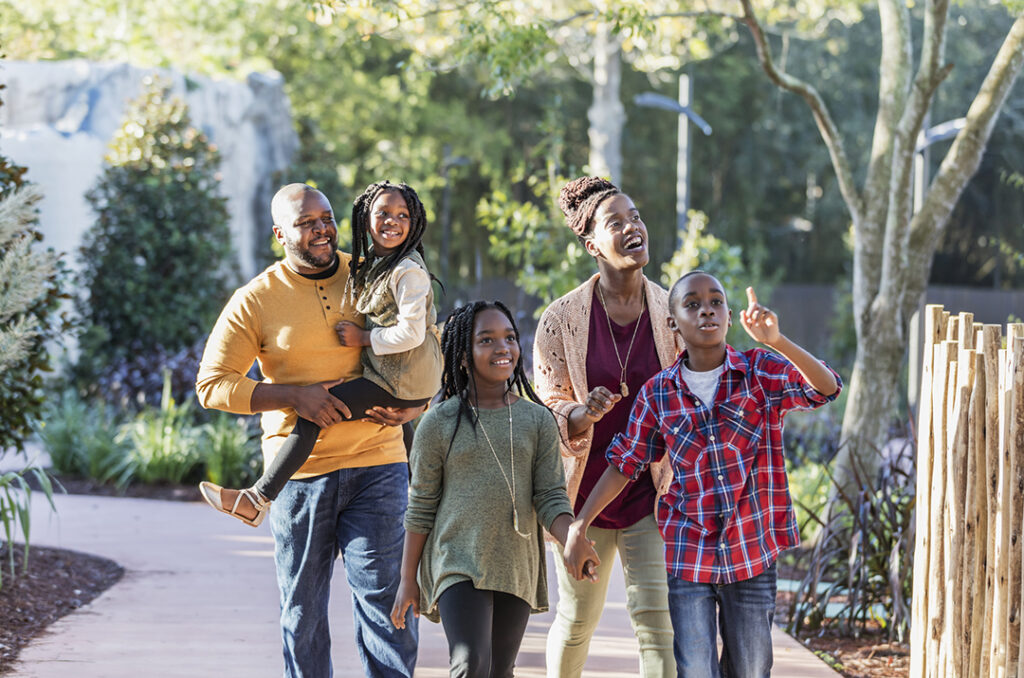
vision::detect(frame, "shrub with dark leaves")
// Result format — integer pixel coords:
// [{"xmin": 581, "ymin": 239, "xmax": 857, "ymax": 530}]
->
[{"xmin": 784, "ymin": 435, "xmax": 915, "ymax": 644}]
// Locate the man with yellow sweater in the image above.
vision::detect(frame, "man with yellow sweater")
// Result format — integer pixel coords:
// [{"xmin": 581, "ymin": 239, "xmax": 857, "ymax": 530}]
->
[{"xmin": 196, "ymin": 184, "xmax": 421, "ymax": 678}]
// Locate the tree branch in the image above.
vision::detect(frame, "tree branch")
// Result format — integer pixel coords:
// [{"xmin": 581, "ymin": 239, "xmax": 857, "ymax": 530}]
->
[
  {"xmin": 877, "ymin": 0, "xmax": 951, "ymax": 316},
  {"xmin": 858, "ymin": 0, "xmax": 912, "ymax": 331},
  {"xmin": 907, "ymin": 14, "xmax": 1024, "ymax": 301},
  {"xmin": 738, "ymin": 0, "xmax": 864, "ymax": 226}
]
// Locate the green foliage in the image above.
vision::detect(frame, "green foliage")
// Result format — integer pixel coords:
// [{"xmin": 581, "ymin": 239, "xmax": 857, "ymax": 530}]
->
[
  {"xmin": 826, "ymin": 273, "xmax": 857, "ymax": 375},
  {"xmin": 479, "ymin": 171, "xmax": 594, "ymax": 310},
  {"xmin": 201, "ymin": 412, "xmax": 261, "ymax": 488},
  {"xmin": 784, "ymin": 439, "xmax": 915, "ymax": 643},
  {"xmin": 0, "ymin": 97, "xmax": 70, "ymax": 455},
  {"xmin": 786, "ymin": 461, "xmax": 831, "ymax": 542},
  {"xmin": 0, "ymin": 465, "xmax": 57, "ymax": 590},
  {"xmin": 119, "ymin": 371, "xmax": 202, "ymax": 485},
  {"xmin": 77, "ymin": 76, "xmax": 232, "ymax": 383},
  {"xmin": 660, "ymin": 211, "xmax": 779, "ymax": 350},
  {"xmin": 37, "ymin": 384, "xmax": 263, "ymax": 490},
  {"xmin": 36, "ymin": 390, "xmax": 134, "ymax": 490}
]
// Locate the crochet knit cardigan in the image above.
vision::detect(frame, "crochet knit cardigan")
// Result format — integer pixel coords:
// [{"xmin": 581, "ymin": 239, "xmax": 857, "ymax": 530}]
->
[{"xmin": 533, "ymin": 273, "xmax": 681, "ymax": 510}]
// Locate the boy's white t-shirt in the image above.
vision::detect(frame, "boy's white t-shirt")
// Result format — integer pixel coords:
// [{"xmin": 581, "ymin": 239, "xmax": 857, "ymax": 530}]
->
[{"xmin": 679, "ymin": 360, "xmax": 726, "ymax": 408}]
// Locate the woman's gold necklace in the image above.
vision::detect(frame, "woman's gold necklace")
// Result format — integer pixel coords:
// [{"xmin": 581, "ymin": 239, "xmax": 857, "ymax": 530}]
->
[
  {"xmin": 596, "ymin": 283, "xmax": 646, "ymax": 398},
  {"xmin": 470, "ymin": 396, "xmax": 531, "ymax": 539}
]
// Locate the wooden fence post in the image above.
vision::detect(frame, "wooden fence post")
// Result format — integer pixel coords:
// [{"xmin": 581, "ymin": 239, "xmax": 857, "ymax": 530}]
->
[
  {"xmin": 966, "ymin": 331, "xmax": 988, "ymax": 678},
  {"xmin": 912, "ymin": 304, "xmax": 947, "ymax": 678},
  {"xmin": 980, "ymin": 325, "xmax": 1003, "ymax": 678},
  {"xmin": 928, "ymin": 339, "xmax": 954, "ymax": 676}
]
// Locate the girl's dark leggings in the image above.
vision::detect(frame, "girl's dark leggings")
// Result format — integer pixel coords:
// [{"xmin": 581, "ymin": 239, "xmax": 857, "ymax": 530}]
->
[
  {"xmin": 253, "ymin": 377, "xmax": 428, "ymax": 500},
  {"xmin": 436, "ymin": 580, "xmax": 531, "ymax": 678}
]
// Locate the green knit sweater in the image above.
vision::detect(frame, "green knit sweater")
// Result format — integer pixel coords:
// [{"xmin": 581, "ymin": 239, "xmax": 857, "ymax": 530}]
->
[{"xmin": 405, "ymin": 396, "xmax": 573, "ymax": 622}]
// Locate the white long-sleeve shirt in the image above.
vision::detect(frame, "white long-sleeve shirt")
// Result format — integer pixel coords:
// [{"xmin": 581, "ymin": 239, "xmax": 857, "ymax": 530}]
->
[{"xmin": 368, "ymin": 257, "xmax": 431, "ymax": 355}]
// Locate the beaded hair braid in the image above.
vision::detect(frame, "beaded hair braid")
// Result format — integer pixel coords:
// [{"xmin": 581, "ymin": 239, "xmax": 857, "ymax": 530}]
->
[
  {"xmin": 557, "ymin": 175, "xmax": 621, "ymax": 242},
  {"xmin": 440, "ymin": 301, "xmax": 546, "ymax": 430},
  {"xmin": 349, "ymin": 180, "xmax": 429, "ymax": 294}
]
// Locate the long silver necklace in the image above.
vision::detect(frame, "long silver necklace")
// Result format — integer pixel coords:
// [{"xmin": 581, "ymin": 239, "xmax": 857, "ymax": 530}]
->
[
  {"xmin": 596, "ymin": 283, "xmax": 647, "ymax": 398},
  {"xmin": 469, "ymin": 396, "xmax": 531, "ymax": 539}
]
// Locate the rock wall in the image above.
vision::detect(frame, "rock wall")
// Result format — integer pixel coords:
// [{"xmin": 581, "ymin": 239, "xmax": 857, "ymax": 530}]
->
[{"xmin": 0, "ymin": 60, "xmax": 298, "ymax": 280}]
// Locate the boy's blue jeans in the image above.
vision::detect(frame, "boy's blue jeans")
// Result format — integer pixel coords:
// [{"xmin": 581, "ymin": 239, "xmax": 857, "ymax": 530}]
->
[
  {"xmin": 269, "ymin": 462, "xmax": 418, "ymax": 678},
  {"xmin": 666, "ymin": 563, "xmax": 776, "ymax": 678}
]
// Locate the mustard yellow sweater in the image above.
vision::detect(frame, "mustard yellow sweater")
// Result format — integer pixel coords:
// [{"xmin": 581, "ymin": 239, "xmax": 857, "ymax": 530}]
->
[{"xmin": 196, "ymin": 252, "xmax": 405, "ymax": 477}]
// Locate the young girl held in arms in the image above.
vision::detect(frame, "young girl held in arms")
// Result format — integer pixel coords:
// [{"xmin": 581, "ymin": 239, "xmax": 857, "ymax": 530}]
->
[
  {"xmin": 200, "ymin": 181, "xmax": 442, "ymax": 526},
  {"xmin": 390, "ymin": 301, "xmax": 598, "ymax": 678}
]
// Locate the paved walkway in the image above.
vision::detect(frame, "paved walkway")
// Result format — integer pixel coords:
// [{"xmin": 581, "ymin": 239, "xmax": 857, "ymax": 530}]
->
[{"xmin": 7, "ymin": 492, "xmax": 838, "ymax": 677}]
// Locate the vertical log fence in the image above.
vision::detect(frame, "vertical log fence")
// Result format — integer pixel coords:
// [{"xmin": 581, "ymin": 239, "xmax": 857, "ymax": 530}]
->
[{"xmin": 910, "ymin": 304, "xmax": 1024, "ymax": 677}]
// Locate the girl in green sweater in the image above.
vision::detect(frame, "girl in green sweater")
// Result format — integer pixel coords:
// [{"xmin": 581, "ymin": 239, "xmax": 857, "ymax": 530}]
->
[{"xmin": 390, "ymin": 301, "xmax": 597, "ymax": 678}]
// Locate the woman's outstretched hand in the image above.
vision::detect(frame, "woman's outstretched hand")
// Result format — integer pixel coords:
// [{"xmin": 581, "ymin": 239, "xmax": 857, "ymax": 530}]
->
[{"xmin": 578, "ymin": 386, "xmax": 621, "ymax": 423}]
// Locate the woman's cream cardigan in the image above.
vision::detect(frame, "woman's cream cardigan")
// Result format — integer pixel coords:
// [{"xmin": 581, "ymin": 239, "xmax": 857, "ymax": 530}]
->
[{"xmin": 533, "ymin": 273, "xmax": 680, "ymax": 511}]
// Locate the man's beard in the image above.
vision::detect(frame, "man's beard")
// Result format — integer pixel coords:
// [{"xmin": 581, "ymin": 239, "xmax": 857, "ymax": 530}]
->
[{"xmin": 287, "ymin": 237, "xmax": 336, "ymax": 269}]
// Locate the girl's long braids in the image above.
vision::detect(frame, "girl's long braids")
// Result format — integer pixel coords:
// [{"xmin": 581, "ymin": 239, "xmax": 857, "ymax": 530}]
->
[
  {"xmin": 440, "ymin": 301, "xmax": 547, "ymax": 447},
  {"xmin": 349, "ymin": 180, "xmax": 429, "ymax": 294}
]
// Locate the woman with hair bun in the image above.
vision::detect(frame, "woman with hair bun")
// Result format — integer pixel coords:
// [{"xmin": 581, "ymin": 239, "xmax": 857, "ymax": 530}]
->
[{"xmin": 535, "ymin": 176, "xmax": 677, "ymax": 677}]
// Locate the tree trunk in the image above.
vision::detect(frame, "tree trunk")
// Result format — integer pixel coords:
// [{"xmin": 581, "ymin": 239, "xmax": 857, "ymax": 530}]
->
[
  {"xmin": 832, "ymin": 305, "xmax": 907, "ymax": 488},
  {"xmin": 587, "ymin": 21, "xmax": 624, "ymax": 185}
]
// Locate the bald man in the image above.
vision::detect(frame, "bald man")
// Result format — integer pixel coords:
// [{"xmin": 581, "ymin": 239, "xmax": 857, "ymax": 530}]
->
[{"xmin": 197, "ymin": 184, "xmax": 420, "ymax": 677}]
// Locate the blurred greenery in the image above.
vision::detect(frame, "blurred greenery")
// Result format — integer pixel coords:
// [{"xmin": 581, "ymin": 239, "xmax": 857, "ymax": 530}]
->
[
  {"xmin": 119, "ymin": 371, "xmax": 202, "ymax": 485},
  {"xmin": 2, "ymin": 0, "xmax": 1020, "ymax": 305},
  {"xmin": 201, "ymin": 412, "xmax": 261, "ymax": 489},
  {"xmin": 0, "ymin": 79, "xmax": 71, "ymax": 457},
  {"xmin": 75, "ymin": 76, "xmax": 233, "ymax": 395},
  {"xmin": 37, "ymin": 391, "xmax": 134, "ymax": 490}
]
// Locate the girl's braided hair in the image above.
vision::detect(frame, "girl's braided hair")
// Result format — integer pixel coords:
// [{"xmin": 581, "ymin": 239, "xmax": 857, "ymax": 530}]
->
[
  {"xmin": 557, "ymin": 175, "xmax": 621, "ymax": 243},
  {"xmin": 349, "ymin": 180, "xmax": 429, "ymax": 294},
  {"xmin": 440, "ymin": 300, "xmax": 546, "ymax": 431}
]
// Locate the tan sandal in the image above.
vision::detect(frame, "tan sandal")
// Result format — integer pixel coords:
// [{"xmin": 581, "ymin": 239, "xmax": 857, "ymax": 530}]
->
[{"xmin": 198, "ymin": 482, "xmax": 270, "ymax": 527}]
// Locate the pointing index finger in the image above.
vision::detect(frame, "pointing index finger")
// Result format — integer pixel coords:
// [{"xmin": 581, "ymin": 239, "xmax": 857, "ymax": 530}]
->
[{"xmin": 746, "ymin": 286, "xmax": 758, "ymax": 307}]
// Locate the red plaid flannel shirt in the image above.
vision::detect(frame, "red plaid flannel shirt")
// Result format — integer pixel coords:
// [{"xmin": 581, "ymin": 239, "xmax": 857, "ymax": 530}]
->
[{"xmin": 606, "ymin": 345, "xmax": 841, "ymax": 584}]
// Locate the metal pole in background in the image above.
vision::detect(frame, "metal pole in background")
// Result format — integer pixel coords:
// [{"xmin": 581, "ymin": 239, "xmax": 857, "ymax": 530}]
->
[
  {"xmin": 677, "ymin": 73, "xmax": 691, "ymax": 249},
  {"xmin": 907, "ymin": 117, "xmax": 965, "ymax": 419},
  {"xmin": 633, "ymin": 79, "xmax": 711, "ymax": 251}
]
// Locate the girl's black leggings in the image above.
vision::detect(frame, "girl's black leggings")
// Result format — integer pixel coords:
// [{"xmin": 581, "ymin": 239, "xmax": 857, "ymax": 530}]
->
[
  {"xmin": 436, "ymin": 580, "xmax": 532, "ymax": 678},
  {"xmin": 253, "ymin": 377, "xmax": 428, "ymax": 500}
]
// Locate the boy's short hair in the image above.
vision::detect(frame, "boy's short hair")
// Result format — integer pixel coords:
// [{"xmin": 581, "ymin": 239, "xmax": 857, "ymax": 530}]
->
[{"xmin": 668, "ymin": 270, "xmax": 722, "ymax": 308}]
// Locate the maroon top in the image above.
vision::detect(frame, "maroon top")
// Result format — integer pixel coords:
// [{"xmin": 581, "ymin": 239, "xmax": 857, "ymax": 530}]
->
[{"xmin": 577, "ymin": 287, "xmax": 660, "ymax": 529}]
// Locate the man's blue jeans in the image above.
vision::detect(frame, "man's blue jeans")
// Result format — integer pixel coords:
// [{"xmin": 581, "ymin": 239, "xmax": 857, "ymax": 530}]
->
[
  {"xmin": 666, "ymin": 564, "xmax": 776, "ymax": 678},
  {"xmin": 269, "ymin": 462, "xmax": 418, "ymax": 678}
]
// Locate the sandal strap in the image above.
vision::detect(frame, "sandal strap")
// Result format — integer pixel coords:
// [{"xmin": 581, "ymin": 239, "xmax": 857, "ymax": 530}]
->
[{"xmin": 237, "ymin": 488, "xmax": 269, "ymax": 512}]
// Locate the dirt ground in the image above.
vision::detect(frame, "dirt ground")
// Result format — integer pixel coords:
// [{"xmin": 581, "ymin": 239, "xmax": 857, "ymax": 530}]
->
[{"xmin": 0, "ymin": 478, "xmax": 909, "ymax": 677}]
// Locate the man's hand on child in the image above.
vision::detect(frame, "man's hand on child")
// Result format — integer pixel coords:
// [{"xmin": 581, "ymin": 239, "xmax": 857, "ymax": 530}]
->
[
  {"xmin": 390, "ymin": 577, "xmax": 420, "ymax": 630},
  {"xmin": 292, "ymin": 380, "xmax": 352, "ymax": 427},
  {"xmin": 739, "ymin": 287, "xmax": 781, "ymax": 345},
  {"xmin": 335, "ymin": 320, "xmax": 371, "ymax": 347},
  {"xmin": 578, "ymin": 386, "xmax": 621, "ymax": 424}
]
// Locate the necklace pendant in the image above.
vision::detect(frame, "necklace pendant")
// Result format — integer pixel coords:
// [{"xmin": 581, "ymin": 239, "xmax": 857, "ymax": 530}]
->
[{"xmin": 620, "ymin": 382, "xmax": 629, "ymax": 398}]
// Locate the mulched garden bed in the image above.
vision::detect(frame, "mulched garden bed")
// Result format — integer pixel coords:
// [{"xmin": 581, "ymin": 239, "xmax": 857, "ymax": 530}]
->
[{"xmin": 0, "ymin": 544, "xmax": 123, "ymax": 674}]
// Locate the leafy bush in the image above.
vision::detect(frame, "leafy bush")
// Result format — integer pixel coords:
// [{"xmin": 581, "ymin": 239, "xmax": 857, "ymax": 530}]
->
[
  {"xmin": 784, "ymin": 437, "xmax": 915, "ymax": 643},
  {"xmin": 36, "ymin": 390, "xmax": 134, "ymax": 489},
  {"xmin": 119, "ymin": 372, "xmax": 202, "ymax": 485},
  {"xmin": 0, "ymin": 177, "xmax": 69, "ymax": 456},
  {"xmin": 660, "ymin": 211, "xmax": 779, "ymax": 351},
  {"xmin": 479, "ymin": 169, "xmax": 594, "ymax": 310},
  {"xmin": 201, "ymin": 412, "xmax": 261, "ymax": 488},
  {"xmin": 76, "ymin": 75, "xmax": 233, "ymax": 395},
  {"xmin": 79, "ymin": 336, "xmax": 207, "ymax": 410}
]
